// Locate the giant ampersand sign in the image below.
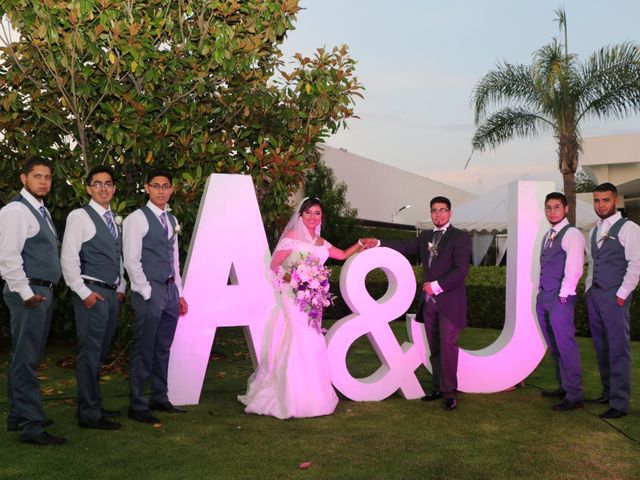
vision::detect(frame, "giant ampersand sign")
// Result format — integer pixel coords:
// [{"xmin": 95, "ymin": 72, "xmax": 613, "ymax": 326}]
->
[{"xmin": 168, "ymin": 175, "xmax": 552, "ymax": 405}]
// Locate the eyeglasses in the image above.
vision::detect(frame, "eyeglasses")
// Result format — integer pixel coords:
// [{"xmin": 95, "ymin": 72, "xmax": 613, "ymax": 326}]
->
[
  {"xmin": 431, "ymin": 208, "xmax": 450, "ymax": 214},
  {"xmin": 148, "ymin": 184, "xmax": 173, "ymax": 191},
  {"xmin": 89, "ymin": 181, "xmax": 114, "ymax": 189}
]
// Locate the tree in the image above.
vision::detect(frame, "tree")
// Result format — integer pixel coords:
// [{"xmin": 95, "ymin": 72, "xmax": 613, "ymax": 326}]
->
[
  {"xmin": 0, "ymin": 0, "xmax": 363, "ymax": 243},
  {"xmin": 470, "ymin": 8, "xmax": 640, "ymax": 223},
  {"xmin": 303, "ymin": 150, "xmax": 359, "ymax": 248},
  {"xmin": 0, "ymin": 0, "xmax": 363, "ymax": 340}
]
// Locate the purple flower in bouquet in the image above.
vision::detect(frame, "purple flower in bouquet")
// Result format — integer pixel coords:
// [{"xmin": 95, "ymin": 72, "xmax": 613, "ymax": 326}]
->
[{"xmin": 276, "ymin": 252, "xmax": 334, "ymax": 331}]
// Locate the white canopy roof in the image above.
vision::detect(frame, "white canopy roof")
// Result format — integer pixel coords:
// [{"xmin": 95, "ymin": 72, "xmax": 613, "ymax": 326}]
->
[{"xmin": 418, "ymin": 180, "xmax": 598, "ymax": 233}]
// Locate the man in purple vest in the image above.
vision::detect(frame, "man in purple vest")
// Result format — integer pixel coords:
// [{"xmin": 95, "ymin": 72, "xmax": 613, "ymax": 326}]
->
[
  {"xmin": 536, "ymin": 192, "xmax": 585, "ymax": 411},
  {"xmin": 586, "ymin": 183, "xmax": 640, "ymax": 419},
  {"xmin": 124, "ymin": 169, "xmax": 189, "ymax": 424}
]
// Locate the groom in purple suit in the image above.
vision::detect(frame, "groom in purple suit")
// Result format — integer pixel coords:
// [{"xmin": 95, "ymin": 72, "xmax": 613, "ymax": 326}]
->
[{"xmin": 362, "ymin": 196, "xmax": 471, "ymax": 410}]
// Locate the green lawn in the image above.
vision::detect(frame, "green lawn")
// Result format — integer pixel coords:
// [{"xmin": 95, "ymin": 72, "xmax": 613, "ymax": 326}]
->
[{"xmin": 1, "ymin": 325, "xmax": 639, "ymax": 480}]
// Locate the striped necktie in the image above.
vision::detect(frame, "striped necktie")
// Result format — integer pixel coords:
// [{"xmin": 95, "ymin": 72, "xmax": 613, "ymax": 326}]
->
[
  {"xmin": 545, "ymin": 229, "xmax": 556, "ymax": 249},
  {"xmin": 159, "ymin": 211, "xmax": 169, "ymax": 236},
  {"xmin": 104, "ymin": 211, "xmax": 117, "ymax": 239}
]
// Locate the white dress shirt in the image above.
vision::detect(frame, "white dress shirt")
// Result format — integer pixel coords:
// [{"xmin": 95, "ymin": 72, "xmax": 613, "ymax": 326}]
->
[
  {"xmin": 123, "ymin": 201, "xmax": 183, "ymax": 301},
  {"xmin": 585, "ymin": 212, "xmax": 640, "ymax": 299},
  {"xmin": 60, "ymin": 199, "xmax": 127, "ymax": 300},
  {"xmin": 0, "ymin": 188, "xmax": 56, "ymax": 301},
  {"xmin": 542, "ymin": 218, "xmax": 585, "ymax": 297}
]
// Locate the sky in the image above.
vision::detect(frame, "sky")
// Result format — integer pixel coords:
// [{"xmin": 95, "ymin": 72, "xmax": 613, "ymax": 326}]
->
[{"xmin": 280, "ymin": 0, "xmax": 640, "ymax": 194}]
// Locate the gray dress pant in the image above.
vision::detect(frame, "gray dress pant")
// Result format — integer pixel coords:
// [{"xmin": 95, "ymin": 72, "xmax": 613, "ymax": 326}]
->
[
  {"xmin": 4, "ymin": 284, "xmax": 54, "ymax": 439},
  {"xmin": 129, "ymin": 281, "xmax": 179, "ymax": 411},
  {"xmin": 73, "ymin": 284, "xmax": 120, "ymax": 421},
  {"xmin": 535, "ymin": 291, "xmax": 583, "ymax": 401},
  {"xmin": 586, "ymin": 286, "xmax": 632, "ymax": 413}
]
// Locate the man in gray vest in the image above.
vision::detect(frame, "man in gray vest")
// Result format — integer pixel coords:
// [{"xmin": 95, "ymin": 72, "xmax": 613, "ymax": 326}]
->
[
  {"xmin": 586, "ymin": 182, "xmax": 640, "ymax": 419},
  {"xmin": 61, "ymin": 166, "xmax": 126, "ymax": 430},
  {"xmin": 536, "ymin": 192, "xmax": 585, "ymax": 411},
  {"xmin": 124, "ymin": 168, "xmax": 188, "ymax": 423},
  {"xmin": 0, "ymin": 158, "xmax": 65, "ymax": 445}
]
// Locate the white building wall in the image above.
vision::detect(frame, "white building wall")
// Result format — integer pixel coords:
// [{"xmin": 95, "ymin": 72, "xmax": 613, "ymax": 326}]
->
[{"xmin": 320, "ymin": 145, "xmax": 476, "ymax": 226}]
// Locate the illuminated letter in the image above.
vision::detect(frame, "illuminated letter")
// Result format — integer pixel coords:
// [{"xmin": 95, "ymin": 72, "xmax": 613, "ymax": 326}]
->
[
  {"xmin": 325, "ymin": 248, "xmax": 423, "ymax": 400},
  {"xmin": 167, "ymin": 174, "xmax": 275, "ymax": 405}
]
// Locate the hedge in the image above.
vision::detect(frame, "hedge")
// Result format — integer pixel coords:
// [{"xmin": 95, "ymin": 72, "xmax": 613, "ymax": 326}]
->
[
  {"xmin": 1, "ymin": 266, "xmax": 638, "ymax": 343},
  {"xmin": 325, "ymin": 265, "xmax": 640, "ymax": 341}
]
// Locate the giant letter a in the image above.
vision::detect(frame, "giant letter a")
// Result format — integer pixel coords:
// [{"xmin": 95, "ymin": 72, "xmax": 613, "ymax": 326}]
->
[{"xmin": 167, "ymin": 174, "xmax": 275, "ymax": 405}]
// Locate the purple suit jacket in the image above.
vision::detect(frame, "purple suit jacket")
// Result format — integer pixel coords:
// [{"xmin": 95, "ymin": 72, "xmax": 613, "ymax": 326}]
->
[{"xmin": 381, "ymin": 226, "xmax": 471, "ymax": 328}]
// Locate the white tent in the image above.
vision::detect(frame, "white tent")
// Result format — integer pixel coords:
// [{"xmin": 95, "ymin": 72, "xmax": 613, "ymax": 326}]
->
[{"xmin": 417, "ymin": 181, "xmax": 599, "ymax": 265}]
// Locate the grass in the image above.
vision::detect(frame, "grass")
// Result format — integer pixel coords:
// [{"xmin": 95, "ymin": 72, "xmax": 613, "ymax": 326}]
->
[{"xmin": 1, "ymin": 325, "xmax": 639, "ymax": 480}]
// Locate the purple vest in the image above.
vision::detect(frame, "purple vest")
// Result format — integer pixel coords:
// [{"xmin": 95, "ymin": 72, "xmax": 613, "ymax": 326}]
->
[
  {"xmin": 590, "ymin": 218, "xmax": 628, "ymax": 290},
  {"xmin": 539, "ymin": 224, "xmax": 572, "ymax": 292}
]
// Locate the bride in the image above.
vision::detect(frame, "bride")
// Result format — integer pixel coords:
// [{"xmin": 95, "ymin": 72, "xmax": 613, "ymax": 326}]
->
[{"xmin": 238, "ymin": 197, "xmax": 361, "ymax": 419}]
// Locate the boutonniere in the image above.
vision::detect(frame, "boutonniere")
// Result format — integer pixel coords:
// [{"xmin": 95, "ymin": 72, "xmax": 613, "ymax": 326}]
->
[
  {"xmin": 114, "ymin": 215, "xmax": 123, "ymax": 226},
  {"xmin": 600, "ymin": 232, "xmax": 615, "ymax": 242},
  {"xmin": 174, "ymin": 222, "xmax": 182, "ymax": 235}
]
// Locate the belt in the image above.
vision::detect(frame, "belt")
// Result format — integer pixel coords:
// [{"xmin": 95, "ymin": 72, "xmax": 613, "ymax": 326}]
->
[
  {"xmin": 28, "ymin": 278, "xmax": 54, "ymax": 290},
  {"xmin": 84, "ymin": 279, "xmax": 117, "ymax": 291}
]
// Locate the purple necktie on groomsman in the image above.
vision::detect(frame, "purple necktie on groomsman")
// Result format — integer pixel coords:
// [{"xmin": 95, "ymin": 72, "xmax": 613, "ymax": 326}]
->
[
  {"xmin": 159, "ymin": 211, "xmax": 169, "ymax": 236},
  {"xmin": 104, "ymin": 211, "xmax": 118, "ymax": 239}
]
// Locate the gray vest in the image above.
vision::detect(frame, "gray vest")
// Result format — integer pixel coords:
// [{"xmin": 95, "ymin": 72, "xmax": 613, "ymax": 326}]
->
[
  {"xmin": 79, "ymin": 205, "xmax": 121, "ymax": 284},
  {"xmin": 140, "ymin": 206, "xmax": 176, "ymax": 283},
  {"xmin": 539, "ymin": 224, "xmax": 571, "ymax": 292},
  {"xmin": 590, "ymin": 218, "xmax": 628, "ymax": 290},
  {"xmin": 12, "ymin": 194, "xmax": 61, "ymax": 284}
]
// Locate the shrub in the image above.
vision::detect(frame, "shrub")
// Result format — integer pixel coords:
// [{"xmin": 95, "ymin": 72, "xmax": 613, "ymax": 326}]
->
[{"xmin": 326, "ymin": 265, "xmax": 640, "ymax": 341}]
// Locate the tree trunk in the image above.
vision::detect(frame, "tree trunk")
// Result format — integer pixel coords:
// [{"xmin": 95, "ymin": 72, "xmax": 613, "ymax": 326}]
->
[
  {"xmin": 558, "ymin": 131, "xmax": 579, "ymax": 225},
  {"xmin": 562, "ymin": 171, "xmax": 577, "ymax": 225}
]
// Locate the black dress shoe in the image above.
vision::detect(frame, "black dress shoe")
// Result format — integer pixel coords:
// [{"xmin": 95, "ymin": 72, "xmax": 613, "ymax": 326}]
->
[
  {"xmin": 599, "ymin": 408, "xmax": 627, "ymax": 419},
  {"xmin": 540, "ymin": 388, "xmax": 566, "ymax": 398},
  {"xmin": 8, "ymin": 417, "xmax": 53, "ymax": 432},
  {"xmin": 586, "ymin": 396, "xmax": 609, "ymax": 405},
  {"xmin": 128, "ymin": 408, "xmax": 160, "ymax": 424},
  {"xmin": 79, "ymin": 417, "xmax": 122, "ymax": 430},
  {"xmin": 149, "ymin": 401, "xmax": 187, "ymax": 413},
  {"xmin": 443, "ymin": 398, "xmax": 457, "ymax": 411},
  {"xmin": 552, "ymin": 399, "xmax": 584, "ymax": 411},
  {"xmin": 21, "ymin": 431, "xmax": 66, "ymax": 446},
  {"xmin": 421, "ymin": 391, "xmax": 442, "ymax": 402},
  {"xmin": 101, "ymin": 408, "xmax": 121, "ymax": 418}
]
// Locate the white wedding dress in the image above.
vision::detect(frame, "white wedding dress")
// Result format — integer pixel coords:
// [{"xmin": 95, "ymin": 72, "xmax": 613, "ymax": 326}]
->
[{"xmin": 238, "ymin": 238, "xmax": 339, "ymax": 419}]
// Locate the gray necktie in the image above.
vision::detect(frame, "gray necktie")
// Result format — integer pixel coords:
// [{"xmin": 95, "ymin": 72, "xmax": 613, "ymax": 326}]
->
[
  {"xmin": 39, "ymin": 205, "xmax": 57, "ymax": 237},
  {"xmin": 428, "ymin": 230, "xmax": 444, "ymax": 268},
  {"xmin": 545, "ymin": 228, "xmax": 556, "ymax": 249}
]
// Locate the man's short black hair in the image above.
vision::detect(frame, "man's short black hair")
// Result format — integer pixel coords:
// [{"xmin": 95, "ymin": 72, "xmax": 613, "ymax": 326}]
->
[
  {"xmin": 594, "ymin": 182, "xmax": 617, "ymax": 195},
  {"xmin": 86, "ymin": 165, "xmax": 115, "ymax": 185},
  {"xmin": 430, "ymin": 196, "xmax": 451, "ymax": 210},
  {"xmin": 146, "ymin": 168, "xmax": 173, "ymax": 184},
  {"xmin": 545, "ymin": 192, "xmax": 568, "ymax": 206},
  {"xmin": 21, "ymin": 157, "xmax": 53, "ymax": 176}
]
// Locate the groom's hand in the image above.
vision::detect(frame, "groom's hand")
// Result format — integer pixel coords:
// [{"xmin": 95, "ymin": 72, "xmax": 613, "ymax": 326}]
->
[{"xmin": 359, "ymin": 238, "xmax": 379, "ymax": 249}]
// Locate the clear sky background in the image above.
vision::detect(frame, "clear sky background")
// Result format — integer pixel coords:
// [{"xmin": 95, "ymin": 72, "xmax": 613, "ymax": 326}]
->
[{"xmin": 281, "ymin": 0, "xmax": 640, "ymax": 194}]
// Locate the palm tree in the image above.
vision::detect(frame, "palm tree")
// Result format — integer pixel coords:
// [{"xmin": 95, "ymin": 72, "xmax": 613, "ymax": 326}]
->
[{"xmin": 470, "ymin": 8, "xmax": 640, "ymax": 223}]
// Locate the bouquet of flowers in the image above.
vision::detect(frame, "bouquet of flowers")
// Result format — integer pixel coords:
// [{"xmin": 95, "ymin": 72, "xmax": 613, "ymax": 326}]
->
[{"xmin": 276, "ymin": 252, "xmax": 334, "ymax": 330}]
